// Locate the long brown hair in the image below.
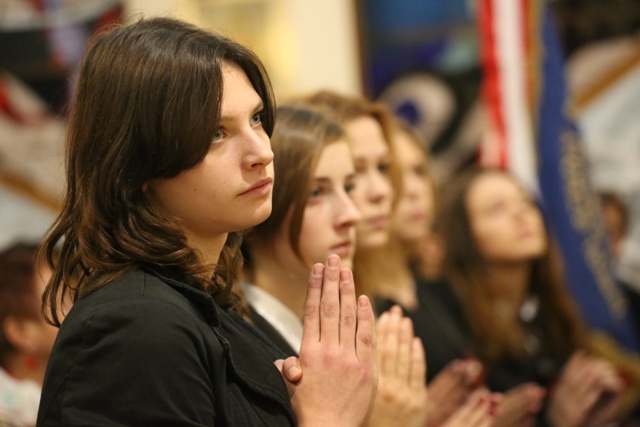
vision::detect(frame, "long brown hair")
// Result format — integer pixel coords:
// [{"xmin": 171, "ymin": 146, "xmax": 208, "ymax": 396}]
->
[
  {"xmin": 39, "ymin": 18, "xmax": 276, "ymax": 325},
  {"xmin": 243, "ymin": 105, "xmax": 346, "ymax": 271},
  {"xmin": 435, "ymin": 166, "xmax": 587, "ymax": 361}
]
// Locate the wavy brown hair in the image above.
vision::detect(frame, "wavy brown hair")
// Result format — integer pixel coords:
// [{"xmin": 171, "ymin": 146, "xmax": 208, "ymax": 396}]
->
[
  {"xmin": 435, "ymin": 166, "xmax": 587, "ymax": 362},
  {"xmin": 39, "ymin": 17, "xmax": 275, "ymax": 325},
  {"xmin": 242, "ymin": 105, "xmax": 346, "ymax": 272}
]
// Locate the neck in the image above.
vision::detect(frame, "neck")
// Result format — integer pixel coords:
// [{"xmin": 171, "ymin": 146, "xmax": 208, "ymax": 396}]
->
[
  {"xmin": 485, "ymin": 261, "xmax": 531, "ymax": 316},
  {"xmin": 2, "ymin": 354, "xmax": 46, "ymax": 385},
  {"xmin": 249, "ymin": 246, "xmax": 309, "ymax": 319},
  {"xmin": 187, "ymin": 232, "xmax": 228, "ymax": 277},
  {"xmin": 355, "ymin": 239, "xmax": 418, "ymax": 310}
]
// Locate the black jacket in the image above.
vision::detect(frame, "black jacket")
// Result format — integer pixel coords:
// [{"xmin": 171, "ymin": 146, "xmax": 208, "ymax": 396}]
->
[
  {"xmin": 411, "ymin": 278, "xmax": 564, "ymax": 392},
  {"xmin": 37, "ymin": 268, "xmax": 295, "ymax": 426}
]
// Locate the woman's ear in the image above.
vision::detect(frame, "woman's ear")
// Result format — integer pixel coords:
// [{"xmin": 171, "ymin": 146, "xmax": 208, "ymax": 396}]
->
[
  {"xmin": 142, "ymin": 182, "xmax": 149, "ymax": 192},
  {"xmin": 3, "ymin": 315, "xmax": 40, "ymax": 354}
]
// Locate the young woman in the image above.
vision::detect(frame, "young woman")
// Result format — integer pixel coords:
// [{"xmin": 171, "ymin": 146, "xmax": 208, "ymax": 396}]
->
[
  {"xmin": 0, "ymin": 242, "xmax": 60, "ymax": 426},
  {"xmin": 242, "ymin": 105, "xmax": 361, "ymax": 354},
  {"xmin": 36, "ymin": 18, "xmax": 376, "ymax": 426},
  {"xmin": 299, "ymin": 92, "xmax": 499, "ymax": 426},
  {"xmin": 294, "ymin": 91, "xmax": 400, "ymax": 302},
  {"xmin": 423, "ymin": 166, "xmax": 625, "ymax": 426}
]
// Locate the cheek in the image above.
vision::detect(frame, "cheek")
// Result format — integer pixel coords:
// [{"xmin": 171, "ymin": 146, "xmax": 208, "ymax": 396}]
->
[
  {"xmin": 298, "ymin": 211, "xmax": 325, "ymax": 260},
  {"xmin": 533, "ymin": 218, "xmax": 549, "ymax": 248},
  {"xmin": 422, "ymin": 183, "xmax": 435, "ymax": 212},
  {"xmin": 146, "ymin": 182, "xmax": 183, "ymax": 217},
  {"xmin": 471, "ymin": 220, "xmax": 505, "ymax": 256},
  {"xmin": 348, "ymin": 186, "xmax": 367, "ymax": 212},
  {"xmin": 395, "ymin": 197, "xmax": 411, "ymax": 218}
]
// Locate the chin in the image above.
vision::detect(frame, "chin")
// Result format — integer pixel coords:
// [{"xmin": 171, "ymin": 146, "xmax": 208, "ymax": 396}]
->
[
  {"xmin": 253, "ymin": 201, "xmax": 273, "ymax": 224},
  {"xmin": 341, "ymin": 257, "xmax": 354, "ymax": 270},
  {"xmin": 229, "ymin": 206, "xmax": 273, "ymax": 232},
  {"xmin": 397, "ymin": 226, "xmax": 426, "ymax": 243},
  {"xmin": 358, "ymin": 230, "xmax": 389, "ymax": 250}
]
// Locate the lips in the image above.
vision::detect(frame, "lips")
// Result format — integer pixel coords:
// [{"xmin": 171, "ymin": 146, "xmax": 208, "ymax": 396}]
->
[
  {"xmin": 409, "ymin": 211, "xmax": 427, "ymax": 222},
  {"xmin": 367, "ymin": 215, "xmax": 388, "ymax": 229},
  {"xmin": 330, "ymin": 241, "xmax": 352, "ymax": 256},
  {"xmin": 239, "ymin": 177, "xmax": 273, "ymax": 196}
]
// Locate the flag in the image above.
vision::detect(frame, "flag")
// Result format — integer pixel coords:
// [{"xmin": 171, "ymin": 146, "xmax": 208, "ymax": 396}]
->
[{"xmin": 477, "ymin": 0, "xmax": 639, "ymax": 351}]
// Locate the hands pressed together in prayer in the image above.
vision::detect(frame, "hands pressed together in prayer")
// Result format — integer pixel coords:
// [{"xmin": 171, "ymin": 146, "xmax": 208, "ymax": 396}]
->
[
  {"xmin": 275, "ymin": 254, "xmax": 378, "ymax": 427},
  {"xmin": 276, "ymin": 255, "xmax": 505, "ymax": 427}
]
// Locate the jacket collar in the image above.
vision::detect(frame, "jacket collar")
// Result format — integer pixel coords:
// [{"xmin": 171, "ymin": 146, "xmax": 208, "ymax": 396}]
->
[{"xmin": 144, "ymin": 265, "xmax": 221, "ymax": 327}]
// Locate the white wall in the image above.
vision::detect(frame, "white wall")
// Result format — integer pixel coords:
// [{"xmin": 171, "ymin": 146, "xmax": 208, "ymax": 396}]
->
[
  {"xmin": 122, "ymin": 0, "xmax": 362, "ymax": 98},
  {"xmin": 274, "ymin": 0, "xmax": 361, "ymax": 98}
]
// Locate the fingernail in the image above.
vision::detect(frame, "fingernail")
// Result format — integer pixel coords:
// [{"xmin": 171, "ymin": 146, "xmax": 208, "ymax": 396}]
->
[
  {"xmin": 288, "ymin": 366, "xmax": 301, "ymax": 377},
  {"xmin": 328, "ymin": 254, "xmax": 339, "ymax": 267},
  {"xmin": 312, "ymin": 263, "xmax": 323, "ymax": 275},
  {"xmin": 400, "ymin": 318, "xmax": 411, "ymax": 335},
  {"xmin": 358, "ymin": 295, "xmax": 369, "ymax": 308}
]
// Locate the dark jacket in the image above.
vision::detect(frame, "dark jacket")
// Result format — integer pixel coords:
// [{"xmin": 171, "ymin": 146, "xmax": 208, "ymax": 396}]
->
[
  {"xmin": 249, "ymin": 307, "xmax": 298, "ymax": 358},
  {"xmin": 411, "ymin": 278, "xmax": 564, "ymax": 392},
  {"xmin": 37, "ymin": 268, "xmax": 296, "ymax": 426}
]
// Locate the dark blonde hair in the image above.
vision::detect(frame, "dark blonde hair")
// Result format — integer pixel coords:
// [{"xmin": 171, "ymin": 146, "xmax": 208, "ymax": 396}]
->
[
  {"xmin": 435, "ymin": 166, "xmax": 587, "ymax": 361},
  {"xmin": 243, "ymin": 105, "xmax": 346, "ymax": 270},
  {"xmin": 40, "ymin": 17, "xmax": 276, "ymax": 325}
]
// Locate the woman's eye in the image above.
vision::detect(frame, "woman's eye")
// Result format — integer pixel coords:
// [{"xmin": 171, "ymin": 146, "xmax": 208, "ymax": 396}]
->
[
  {"xmin": 414, "ymin": 164, "xmax": 427, "ymax": 176},
  {"xmin": 212, "ymin": 129, "xmax": 224, "ymax": 144},
  {"xmin": 378, "ymin": 162, "xmax": 390, "ymax": 174},
  {"xmin": 486, "ymin": 203, "xmax": 506, "ymax": 215},
  {"xmin": 309, "ymin": 187, "xmax": 323, "ymax": 198},
  {"xmin": 250, "ymin": 111, "xmax": 263, "ymax": 125},
  {"xmin": 345, "ymin": 183, "xmax": 356, "ymax": 194}
]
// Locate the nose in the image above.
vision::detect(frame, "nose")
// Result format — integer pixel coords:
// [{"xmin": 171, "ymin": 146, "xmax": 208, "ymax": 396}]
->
[
  {"xmin": 403, "ymin": 173, "xmax": 421, "ymax": 199},
  {"xmin": 512, "ymin": 200, "xmax": 532, "ymax": 218},
  {"xmin": 242, "ymin": 129, "xmax": 274, "ymax": 170},
  {"xmin": 369, "ymin": 170, "xmax": 393, "ymax": 204},
  {"xmin": 336, "ymin": 191, "xmax": 362, "ymax": 228}
]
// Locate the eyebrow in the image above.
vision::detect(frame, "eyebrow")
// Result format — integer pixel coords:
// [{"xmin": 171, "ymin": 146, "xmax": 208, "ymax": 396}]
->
[
  {"xmin": 312, "ymin": 177, "xmax": 331, "ymax": 184},
  {"xmin": 353, "ymin": 154, "xmax": 391, "ymax": 163},
  {"xmin": 312, "ymin": 173, "xmax": 356, "ymax": 183},
  {"xmin": 219, "ymin": 100, "xmax": 264, "ymax": 123}
]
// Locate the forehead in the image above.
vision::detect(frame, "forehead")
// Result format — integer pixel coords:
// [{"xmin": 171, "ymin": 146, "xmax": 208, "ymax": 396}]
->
[
  {"xmin": 314, "ymin": 140, "xmax": 353, "ymax": 176},
  {"xmin": 467, "ymin": 173, "xmax": 525, "ymax": 207},
  {"xmin": 220, "ymin": 61, "xmax": 262, "ymax": 121},
  {"xmin": 394, "ymin": 131, "xmax": 424, "ymax": 164},
  {"xmin": 345, "ymin": 116, "xmax": 389, "ymax": 158}
]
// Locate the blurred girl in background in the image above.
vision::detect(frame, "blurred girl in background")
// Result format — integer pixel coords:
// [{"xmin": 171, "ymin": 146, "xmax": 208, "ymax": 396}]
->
[
  {"xmin": 423, "ymin": 166, "xmax": 625, "ymax": 426},
  {"xmin": 0, "ymin": 242, "xmax": 61, "ymax": 427}
]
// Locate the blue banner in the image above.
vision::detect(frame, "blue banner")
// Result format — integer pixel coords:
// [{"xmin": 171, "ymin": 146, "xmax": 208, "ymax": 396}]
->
[{"xmin": 536, "ymin": 4, "xmax": 639, "ymax": 351}]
